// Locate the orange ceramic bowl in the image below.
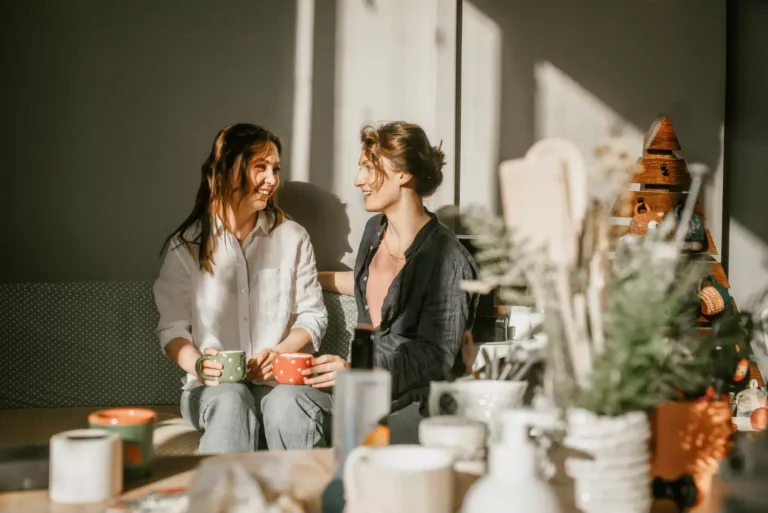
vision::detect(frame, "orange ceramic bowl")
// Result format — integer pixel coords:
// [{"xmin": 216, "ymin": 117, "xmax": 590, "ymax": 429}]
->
[
  {"xmin": 88, "ymin": 407, "xmax": 157, "ymax": 426},
  {"xmin": 273, "ymin": 352, "xmax": 314, "ymax": 385}
]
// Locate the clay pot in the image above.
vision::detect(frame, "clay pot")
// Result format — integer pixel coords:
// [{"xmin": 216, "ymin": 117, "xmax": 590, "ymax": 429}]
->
[{"xmin": 651, "ymin": 400, "xmax": 733, "ymax": 513}]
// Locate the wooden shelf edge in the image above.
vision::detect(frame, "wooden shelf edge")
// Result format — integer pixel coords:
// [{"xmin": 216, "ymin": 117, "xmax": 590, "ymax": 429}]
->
[
  {"xmin": 612, "ymin": 191, "xmax": 706, "ymax": 219},
  {"xmin": 607, "ymin": 226, "xmax": 717, "ymax": 256}
]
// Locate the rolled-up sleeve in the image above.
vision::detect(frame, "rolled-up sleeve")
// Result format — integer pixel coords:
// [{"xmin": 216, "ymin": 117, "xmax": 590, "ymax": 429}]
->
[
  {"xmin": 291, "ymin": 232, "xmax": 328, "ymax": 351},
  {"xmin": 376, "ymin": 262, "xmax": 477, "ymax": 397},
  {"xmin": 153, "ymin": 245, "xmax": 194, "ymax": 353}
]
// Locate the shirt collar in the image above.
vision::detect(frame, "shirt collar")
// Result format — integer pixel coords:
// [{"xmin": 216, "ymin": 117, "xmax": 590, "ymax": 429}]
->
[
  {"xmin": 254, "ymin": 211, "xmax": 271, "ymax": 235},
  {"xmin": 404, "ymin": 209, "xmax": 438, "ymax": 257},
  {"xmin": 378, "ymin": 209, "xmax": 439, "ymax": 258},
  {"xmin": 213, "ymin": 211, "xmax": 271, "ymax": 242}
]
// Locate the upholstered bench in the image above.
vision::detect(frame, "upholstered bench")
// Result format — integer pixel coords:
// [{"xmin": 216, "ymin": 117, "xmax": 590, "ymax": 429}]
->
[{"xmin": 0, "ymin": 283, "xmax": 357, "ymax": 455}]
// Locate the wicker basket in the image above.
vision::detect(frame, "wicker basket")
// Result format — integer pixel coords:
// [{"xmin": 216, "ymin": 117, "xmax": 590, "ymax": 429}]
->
[{"xmin": 698, "ymin": 275, "xmax": 730, "ymax": 316}]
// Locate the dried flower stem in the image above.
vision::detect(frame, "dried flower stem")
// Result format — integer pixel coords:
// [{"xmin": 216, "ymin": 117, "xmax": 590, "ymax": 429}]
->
[
  {"xmin": 588, "ymin": 204, "xmax": 610, "ymax": 354},
  {"xmin": 674, "ymin": 163, "xmax": 709, "ymax": 248},
  {"xmin": 555, "ymin": 268, "xmax": 592, "ymax": 389}
]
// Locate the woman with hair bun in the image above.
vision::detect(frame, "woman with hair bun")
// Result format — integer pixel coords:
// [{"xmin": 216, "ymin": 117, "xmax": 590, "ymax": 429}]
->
[{"xmin": 262, "ymin": 121, "xmax": 479, "ymax": 448}]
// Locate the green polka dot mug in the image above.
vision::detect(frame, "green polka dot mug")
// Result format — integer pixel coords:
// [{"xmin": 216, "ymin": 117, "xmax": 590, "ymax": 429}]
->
[{"xmin": 195, "ymin": 350, "xmax": 246, "ymax": 383}]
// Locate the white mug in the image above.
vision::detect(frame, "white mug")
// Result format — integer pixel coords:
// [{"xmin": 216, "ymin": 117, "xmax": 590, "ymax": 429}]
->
[
  {"xmin": 429, "ymin": 380, "xmax": 528, "ymax": 441},
  {"xmin": 508, "ymin": 306, "xmax": 532, "ymax": 340},
  {"xmin": 343, "ymin": 445, "xmax": 454, "ymax": 513}
]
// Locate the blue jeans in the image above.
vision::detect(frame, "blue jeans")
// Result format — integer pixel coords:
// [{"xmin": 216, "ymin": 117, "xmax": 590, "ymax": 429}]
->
[
  {"xmin": 181, "ymin": 383, "xmax": 423, "ymax": 454},
  {"xmin": 261, "ymin": 385, "xmax": 424, "ymax": 450},
  {"xmin": 180, "ymin": 382, "xmax": 272, "ymax": 454}
]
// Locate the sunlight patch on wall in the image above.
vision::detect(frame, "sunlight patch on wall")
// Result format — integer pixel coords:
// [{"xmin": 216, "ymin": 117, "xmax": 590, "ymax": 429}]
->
[
  {"xmin": 728, "ymin": 219, "xmax": 768, "ymax": 307},
  {"xmin": 699, "ymin": 124, "xmax": 724, "ymax": 250},
  {"xmin": 459, "ymin": 0, "xmax": 502, "ymax": 210},
  {"xmin": 334, "ymin": 0, "xmax": 457, "ymax": 267},
  {"xmin": 290, "ymin": 0, "xmax": 316, "ymax": 183},
  {"xmin": 535, "ymin": 61, "xmax": 723, "ymax": 248},
  {"xmin": 534, "ymin": 60, "xmax": 644, "ymax": 169}
]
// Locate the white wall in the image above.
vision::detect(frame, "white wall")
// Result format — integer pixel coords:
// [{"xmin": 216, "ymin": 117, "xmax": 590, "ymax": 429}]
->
[
  {"xmin": 0, "ymin": 0, "xmax": 459, "ymax": 280},
  {"xmin": 3, "ymin": 0, "xmax": 734, "ymax": 284},
  {"xmin": 459, "ymin": 1, "xmax": 501, "ymax": 210},
  {"xmin": 459, "ymin": 0, "xmax": 726, "ymax": 250}
]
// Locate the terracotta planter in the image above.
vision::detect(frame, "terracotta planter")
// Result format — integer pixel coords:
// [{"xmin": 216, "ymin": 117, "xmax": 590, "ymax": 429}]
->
[{"xmin": 650, "ymin": 400, "xmax": 733, "ymax": 512}]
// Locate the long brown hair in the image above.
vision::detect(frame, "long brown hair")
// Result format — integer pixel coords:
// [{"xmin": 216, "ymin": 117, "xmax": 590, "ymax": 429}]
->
[{"xmin": 162, "ymin": 123, "xmax": 287, "ymax": 273}]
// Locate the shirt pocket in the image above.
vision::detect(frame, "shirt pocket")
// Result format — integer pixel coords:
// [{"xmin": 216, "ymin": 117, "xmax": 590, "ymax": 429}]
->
[{"xmin": 255, "ymin": 268, "xmax": 295, "ymax": 319}]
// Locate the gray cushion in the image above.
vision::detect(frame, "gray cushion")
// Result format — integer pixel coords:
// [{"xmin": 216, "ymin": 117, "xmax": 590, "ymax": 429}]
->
[
  {"xmin": 0, "ymin": 282, "xmax": 356, "ymax": 409},
  {"xmin": 317, "ymin": 290, "xmax": 357, "ymax": 360}
]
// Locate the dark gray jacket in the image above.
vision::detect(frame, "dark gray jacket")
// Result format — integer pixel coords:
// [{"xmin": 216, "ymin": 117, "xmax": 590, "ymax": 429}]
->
[{"xmin": 353, "ymin": 211, "xmax": 479, "ymax": 411}]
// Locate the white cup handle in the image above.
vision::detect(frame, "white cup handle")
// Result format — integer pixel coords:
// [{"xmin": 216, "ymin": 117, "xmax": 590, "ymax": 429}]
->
[
  {"xmin": 428, "ymin": 382, "xmax": 459, "ymax": 417},
  {"xmin": 343, "ymin": 446, "xmax": 372, "ymax": 512}
]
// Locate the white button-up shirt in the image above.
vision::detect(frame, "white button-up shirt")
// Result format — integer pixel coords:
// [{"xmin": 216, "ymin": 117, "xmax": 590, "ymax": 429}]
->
[{"xmin": 153, "ymin": 213, "xmax": 327, "ymax": 388}]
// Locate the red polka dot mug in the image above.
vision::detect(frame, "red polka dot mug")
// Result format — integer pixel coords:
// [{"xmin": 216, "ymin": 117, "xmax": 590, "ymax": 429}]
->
[{"xmin": 273, "ymin": 352, "xmax": 314, "ymax": 385}]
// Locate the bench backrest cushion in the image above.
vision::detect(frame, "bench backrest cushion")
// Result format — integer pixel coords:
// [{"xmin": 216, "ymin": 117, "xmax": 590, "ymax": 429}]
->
[{"xmin": 0, "ymin": 282, "xmax": 356, "ymax": 408}]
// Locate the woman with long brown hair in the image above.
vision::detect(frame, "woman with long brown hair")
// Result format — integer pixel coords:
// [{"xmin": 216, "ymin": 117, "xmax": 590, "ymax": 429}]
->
[
  {"xmin": 261, "ymin": 121, "xmax": 479, "ymax": 447},
  {"xmin": 153, "ymin": 123, "xmax": 326, "ymax": 454}
]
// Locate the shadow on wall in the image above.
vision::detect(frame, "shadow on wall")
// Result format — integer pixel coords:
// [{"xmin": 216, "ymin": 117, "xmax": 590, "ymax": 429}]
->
[
  {"xmin": 725, "ymin": 0, "xmax": 768, "ymax": 250},
  {"xmin": 308, "ymin": 0, "xmax": 338, "ymax": 190},
  {"xmin": 722, "ymin": 0, "xmax": 768, "ymax": 306},
  {"xmin": 0, "ymin": 0, "xmax": 298, "ymax": 282},
  {"xmin": 467, "ymin": 0, "xmax": 724, "ymax": 209},
  {"xmin": 280, "ymin": 181, "xmax": 353, "ymax": 271}
]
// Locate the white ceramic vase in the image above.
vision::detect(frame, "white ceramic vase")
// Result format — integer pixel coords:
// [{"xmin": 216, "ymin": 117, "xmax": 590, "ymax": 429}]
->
[{"xmin": 564, "ymin": 408, "xmax": 651, "ymax": 513}]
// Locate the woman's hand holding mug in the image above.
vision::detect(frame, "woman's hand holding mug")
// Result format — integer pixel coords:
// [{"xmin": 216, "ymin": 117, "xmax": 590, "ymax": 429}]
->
[
  {"xmin": 196, "ymin": 349, "xmax": 247, "ymax": 385},
  {"xmin": 248, "ymin": 348, "xmax": 277, "ymax": 383},
  {"xmin": 197, "ymin": 348, "xmax": 223, "ymax": 386},
  {"xmin": 303, "ymin": 354, "xmax": 351, "ymax": 388}
]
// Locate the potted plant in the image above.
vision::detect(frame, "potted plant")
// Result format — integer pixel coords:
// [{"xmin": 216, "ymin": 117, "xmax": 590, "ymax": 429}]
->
[
  {"xmin": 649, "ymin": 306, "xmax": 756, "ymax": 512},
  {"xmin": 460, "ymin": 138, "xmax": 755, "ymax": 513}
]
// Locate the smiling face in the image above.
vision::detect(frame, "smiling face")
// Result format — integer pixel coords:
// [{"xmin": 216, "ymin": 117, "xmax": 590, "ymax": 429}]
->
[
  {"xmin": 354, "ymin": 151, "xmax": 408, "ymax": 213},
  {"xmin": 229, "ymin": 142, "xmax": 281, "ymax": 217}
]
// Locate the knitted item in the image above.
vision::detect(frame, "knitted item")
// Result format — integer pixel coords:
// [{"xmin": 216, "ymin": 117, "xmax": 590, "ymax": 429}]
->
[
  {"xmin": 699, "ymin": 287, "xmax": 726, "ymax": 315},
  {"xmin": 698, "ymin": 275, "xmax": 731, "ymax": 316},
  {"xmin": 628, "ymin": 200, "xmax": 665, "ymax": 236},
  {"xmin": 667, "ymin": 204, "xmax": 708, "ymax": 253}
]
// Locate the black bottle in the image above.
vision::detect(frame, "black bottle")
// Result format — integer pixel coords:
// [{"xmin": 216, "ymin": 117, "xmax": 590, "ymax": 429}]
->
[
  {"xmin": 322, "ymin": 324, "xmax": 375, "ymax": 513},
  {"xmin": 349, "ymin": 324, "xmax": 375, "ymax": 369}
]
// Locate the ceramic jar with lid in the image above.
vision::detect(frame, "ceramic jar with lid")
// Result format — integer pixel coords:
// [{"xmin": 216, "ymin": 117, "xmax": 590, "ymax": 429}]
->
[
  {"xmin": 420, "ymin": 415, "xmax": 488, "ymax": 473},
  {"xmin": 420, "ymin": 415, "xmax": 488, "ymax": 508}
]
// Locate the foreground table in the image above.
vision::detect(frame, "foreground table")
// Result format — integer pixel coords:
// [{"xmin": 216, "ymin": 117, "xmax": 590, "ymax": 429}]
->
[
  {"xmin": 0, "ymin": 450, "xmax": 333, "ymax": 513},
  {"xmin": 0, "ymin": 448, "xmax": 725, "ymax": 513}
]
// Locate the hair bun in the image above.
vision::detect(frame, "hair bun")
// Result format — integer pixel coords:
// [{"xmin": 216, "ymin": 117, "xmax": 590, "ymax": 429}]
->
[
  {"xmin": 418, "ymin": 144, "xmax": 444, "ymax": 197},
  {"xmin": 431, "ymin": 144, "xmax": 446, "ymax": 172}
]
